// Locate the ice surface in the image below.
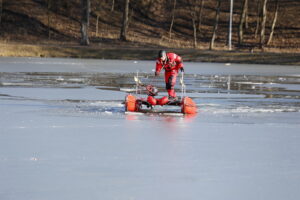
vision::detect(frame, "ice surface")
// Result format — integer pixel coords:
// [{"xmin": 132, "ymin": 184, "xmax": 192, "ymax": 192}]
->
[{"xmin": 1, "ymin": 57, "xmax": 300, "ymax": 200}]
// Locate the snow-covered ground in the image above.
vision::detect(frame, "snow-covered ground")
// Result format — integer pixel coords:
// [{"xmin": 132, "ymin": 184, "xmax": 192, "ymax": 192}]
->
[{"xmin": 1, "ymin": 57, "xmax": 300, "ymax": 200}]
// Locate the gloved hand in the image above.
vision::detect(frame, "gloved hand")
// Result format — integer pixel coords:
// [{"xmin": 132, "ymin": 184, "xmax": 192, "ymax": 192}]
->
[
  {"xmin": 155, "ymin": 72, "xmax": 159, "ymax": 76},
  {"xmin": 180, "ymin": 68, "xmax": 184, "ymax": 72}
]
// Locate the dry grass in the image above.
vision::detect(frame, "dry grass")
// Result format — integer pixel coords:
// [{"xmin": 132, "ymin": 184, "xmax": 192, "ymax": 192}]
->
[{"xmin": 1, "ymin": 41, "xmax": 300, "ymax": 66}]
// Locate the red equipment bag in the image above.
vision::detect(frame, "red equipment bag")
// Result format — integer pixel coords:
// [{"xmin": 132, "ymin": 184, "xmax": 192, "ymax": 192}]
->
[
  {"xmin": 125, "ymin": 94, "xmax": 138, "ymax": 112},
  {"xmin": 181, "ymin": 97, "xmax": 197, "ymax": 114}
]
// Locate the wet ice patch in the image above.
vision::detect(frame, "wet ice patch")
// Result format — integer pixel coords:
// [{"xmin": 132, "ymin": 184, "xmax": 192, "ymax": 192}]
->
[
  {"xmin": 1, "ymin": 63, "xmax": 300, "ymax": 121},
  {"xmin": 39, "ymin": 99, "xmax": 126, "ymax": 119},
  {"xmin": 200, "ymin": 102, "xmax": 300, "ymax": 114},
  {"xmin": 29, "ymin": 157, "xmax": 39, "ymax": 161},
  {"xmin": 76, "ymin": 100, "xmax": 124, "ymax": 114}
]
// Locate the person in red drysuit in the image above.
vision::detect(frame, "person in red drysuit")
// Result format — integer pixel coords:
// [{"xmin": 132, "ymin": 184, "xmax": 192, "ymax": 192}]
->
[{"xmin": 155, "ymin": 50, "xmax": 184, "ymax": 99}]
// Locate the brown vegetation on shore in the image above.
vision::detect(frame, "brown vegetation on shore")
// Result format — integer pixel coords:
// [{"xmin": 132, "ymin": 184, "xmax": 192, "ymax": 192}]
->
[
  {"xmin": 0, "ymin": 0, "xmax": 300, "ymax": 64},
  {"xmin": 1, "ymin": 42, "xmax": 300, "ymax": 65}
]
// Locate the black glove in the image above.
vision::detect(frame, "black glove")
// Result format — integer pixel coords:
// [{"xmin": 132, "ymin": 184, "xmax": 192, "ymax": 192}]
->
[{"xmin": 180, "ymin": 68, "xmax": 184, "ymax": 72}]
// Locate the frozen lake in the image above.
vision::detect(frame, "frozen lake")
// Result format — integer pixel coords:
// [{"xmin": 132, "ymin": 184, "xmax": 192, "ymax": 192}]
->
[{"xmin": 1, "ymin": 57, "xmax": 300, "ymax": 200}]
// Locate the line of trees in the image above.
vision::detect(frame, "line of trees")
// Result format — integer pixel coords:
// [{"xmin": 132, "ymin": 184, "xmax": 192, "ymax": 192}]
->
[{"xmin": 54, "ymin": 0, "xmax": 282, "ymax": 50}]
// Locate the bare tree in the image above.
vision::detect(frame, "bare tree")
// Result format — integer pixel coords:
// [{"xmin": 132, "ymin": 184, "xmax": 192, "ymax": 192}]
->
[
  {"xmin": 111, "ymin": 0, "xmax": 115, "ymax": 12},
  {"xmin": 0, "ymin": 0, "xmax": 3, "ymax": 24},
  {"xmin": 168, "ymin": 0, "xmax": 177, "ymax": 39},
  {"xmin": 191, "ymin": 11, "xmax": 197, "ymax": 48},
  {"xmin": 80, "ymin": 0, "xmax": 90, "ymax": 45},
  {"xmin": 238, "ymin": 0, "xmax": 248, "ymax": 45},
  {"xmin": 245, "ymin": 0, "xmax": 249, "ymax": 29},
  {"xmin": 255, "ymin": 0, "xmax": 262, "ymax": 39},
  {"xmin": 260, "ymin": 0, "xmax": 268, "ymax": 49},
  {"xmin": 120, "ymin": 0, "xmax": 130, "ymax": 41},
  {"xmin": 267, "ymin": 0, "xmax": 279, "ymax": 45},
  {"xmin": 47, "ymin": 0, "xmax": 51, "ymax": 39},
  {"xmin": 188, "ymin": 0, "xmax": 203, "ymax": 48},
  {"xmin": 96, "ymin": 15, "xmax": 100, "ymax": 37},
  {"xmin": 210, "ymin": 0, "xmax": 221, "ymax": 50},
  {"xmin": 93, "ymin": 0, "xmax": 101, "ymax": 37},
  {"xmin": 197, "ymin": 0, "xmax": 204, "ymax": 32},
  {"xmin": 228, "ymin": 0, "xmax": 233, "ymax": 50},
  {"xmin": 188, "ymin": 0, "xmax": 198, "ymax": 48}
]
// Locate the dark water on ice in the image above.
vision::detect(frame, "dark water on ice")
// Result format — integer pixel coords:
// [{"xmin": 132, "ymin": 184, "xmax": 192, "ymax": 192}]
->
[
  {"xmin": 1, "ymin": 57, "xmax": 300, "ymax": 200},
  {"xmin": 1, "ymin": 64, "xmax": 300, "ymax": 122}
]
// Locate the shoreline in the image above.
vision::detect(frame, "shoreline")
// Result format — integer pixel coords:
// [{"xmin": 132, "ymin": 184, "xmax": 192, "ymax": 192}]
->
[{"xmin": 1, "ymin": 42, "xmax": 300, "ymax": 66}]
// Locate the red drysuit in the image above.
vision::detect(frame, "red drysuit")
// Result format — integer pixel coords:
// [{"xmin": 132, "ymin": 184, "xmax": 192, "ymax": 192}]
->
[{"xmin": 155, "ymin": 52, "xmax": 184, "ymax": 98}]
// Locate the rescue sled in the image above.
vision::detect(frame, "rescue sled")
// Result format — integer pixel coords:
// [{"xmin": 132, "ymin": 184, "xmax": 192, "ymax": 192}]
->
[{"xmin": 124, "ymin": 72, "xmax": 197, "ymax": 115}]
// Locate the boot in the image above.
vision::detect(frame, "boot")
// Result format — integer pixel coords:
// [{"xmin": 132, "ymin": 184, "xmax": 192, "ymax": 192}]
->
[{"xmin": 167, "ymin": 89, "xmax": 176, "ymax": 99}]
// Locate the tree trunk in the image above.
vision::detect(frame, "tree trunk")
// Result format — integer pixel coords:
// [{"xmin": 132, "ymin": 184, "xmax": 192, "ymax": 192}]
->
[
  {"xmin": 168, "ymin": 0, "xmax": 176, "ymax": 39},
  {"xmin": 238, "ymin": 0, "xmax": 248, "ymax": 45},
  {"xmin": 47, "ymin": 0, "xmax": 51, "ymax": 40},
  {"xmin": 0, "ymin": 0, "xmax": 3, "ymax": 24},
  {"xmin": 96, "ymin": 15, "xmax": 99, "ymax": 37},
  {"xmin": 255, "ymin": 0, "xmax": 261, "ymax": 39},
  {"xmin": 197, "ymin": 0, "xmax": 204, "ymax": 32},
  {"xmin": 245, "ymin": 3, "xmax": 248, "ymax": 29},
  {"xmin": 188, "ymin": 0, "xmax": 199, "ymax": 48},
  {"xmin": 120, "ymin": 0, "xmax": 130, "ymax": 41},
  {"xmin": 260, "ymin": 0, "xmax": 268, "ymax": 49},
  {"xmin": 210, "ymin": 0, "xmax": 221, "ymax": 50},
  {"xmin": 228, "ymin": 0, "xmax": 233, "ymax": 50},
  {"xmin": 189, "ymin": 0, "xmax": 202, "ymax": 48},
  {"xmin": 267, "ymin": 0, "xmax": 279, "ymax": 45},
  {"xmin": 192, "ymin": 15, "xmax": 197, "ymax": 48},
  {"xmin": 80, "ymin": 0, "xmax": 90, "ymax": 45},
  {"xmin": 111, "ymin": 0, "xmax": 115, "ymax": 12}
]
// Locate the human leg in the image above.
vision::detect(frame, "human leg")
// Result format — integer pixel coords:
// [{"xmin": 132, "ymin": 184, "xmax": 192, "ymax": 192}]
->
[{"xmin": 165, "ymin": 71, "xmax": 177, "ymax": 98}]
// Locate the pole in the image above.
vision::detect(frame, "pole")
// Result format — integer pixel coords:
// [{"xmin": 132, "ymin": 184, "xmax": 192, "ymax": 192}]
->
[
  {"xmin": 229, "ymin": 0, "xmax": 233, "ymax": 50},
  {"xmin": 180, "ymin": 72, "xmax": 186, "ymax": 99}
]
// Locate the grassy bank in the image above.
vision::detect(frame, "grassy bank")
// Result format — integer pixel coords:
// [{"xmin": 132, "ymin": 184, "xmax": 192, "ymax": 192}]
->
[{"xmin": 1, "ymin": 42, "xmax": 300, "ymax": 65}]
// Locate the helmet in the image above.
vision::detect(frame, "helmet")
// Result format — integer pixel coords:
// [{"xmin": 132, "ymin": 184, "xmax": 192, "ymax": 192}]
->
[
  {"xmin": 146, "ymin": 85, "xmax": 158, "ymax": 96},
  {"xmin": 158, "ymin": 50, "xmax": 167, "ymax": 59}
]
